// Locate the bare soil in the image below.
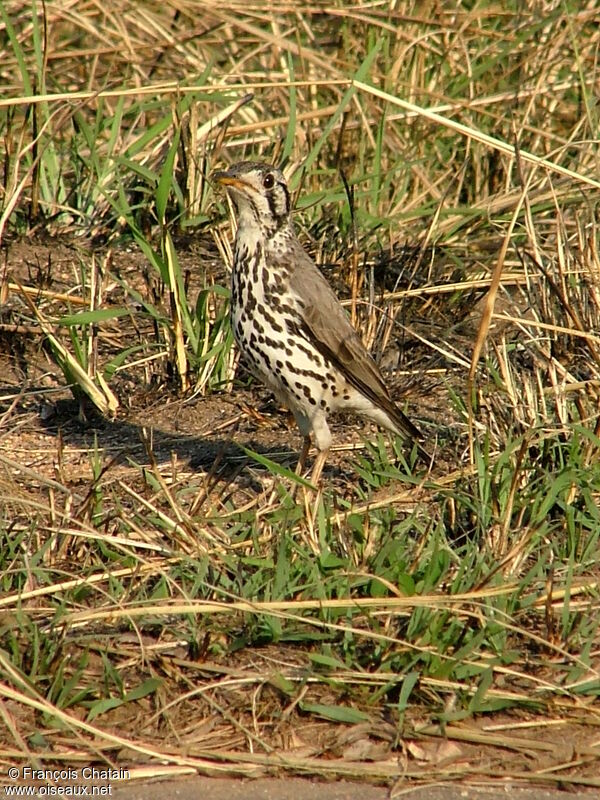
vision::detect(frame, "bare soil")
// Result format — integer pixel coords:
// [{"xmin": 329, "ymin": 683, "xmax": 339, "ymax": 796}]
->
[{"xmin": 0, "ymin": 235, "xmax": 453, "ymax": 492}]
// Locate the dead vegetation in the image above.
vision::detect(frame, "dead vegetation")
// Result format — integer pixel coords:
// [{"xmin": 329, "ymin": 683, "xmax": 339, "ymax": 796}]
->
[{"xmin": 1, "ymin": 1, "xmax": 600, "ymax": 793}]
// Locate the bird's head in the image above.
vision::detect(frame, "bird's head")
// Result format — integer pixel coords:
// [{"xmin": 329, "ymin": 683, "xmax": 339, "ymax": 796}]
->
[{"xmin": 213, "ymin": 162, "xmax": 291, "ymax": 239}]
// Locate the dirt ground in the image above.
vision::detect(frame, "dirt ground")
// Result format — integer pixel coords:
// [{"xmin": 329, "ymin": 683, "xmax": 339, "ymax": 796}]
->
[{"xmin": 0, "ymin": 235, "xmax": 450, "ymax": 493}]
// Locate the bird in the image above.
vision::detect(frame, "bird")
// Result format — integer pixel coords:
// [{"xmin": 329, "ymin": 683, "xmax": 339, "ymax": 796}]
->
[{"xmin": 213, "ymin": 161, "xmax": 428, "ymax": 485}]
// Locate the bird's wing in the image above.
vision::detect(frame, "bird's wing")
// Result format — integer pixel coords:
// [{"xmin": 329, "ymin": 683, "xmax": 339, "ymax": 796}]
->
[{"xmin": 285, "ymin": 243, "xmax": 424, "ymax": 444}]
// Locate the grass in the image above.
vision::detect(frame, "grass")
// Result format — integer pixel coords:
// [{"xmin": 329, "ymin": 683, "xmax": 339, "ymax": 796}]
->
[{"xmin": 1, "ymin": 0, "xmax": 600, "ymax": 790}]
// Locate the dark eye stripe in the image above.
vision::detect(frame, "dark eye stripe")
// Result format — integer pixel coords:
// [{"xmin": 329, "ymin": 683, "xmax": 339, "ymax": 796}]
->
[
  {"xmin": 266, "ymin": 191, "xmax": 278, "ymax": 221},
  {"xmin": 281, "ymin": 182, "xmax": 290, "ymax": 215},
  {"xmin": 264, "ymin": 180, "xmax": 290, "ymax": 223}
]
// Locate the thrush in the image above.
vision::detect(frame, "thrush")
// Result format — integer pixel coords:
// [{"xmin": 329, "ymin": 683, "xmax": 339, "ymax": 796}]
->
[{"xmin": 214, "ymin": 161, "xmax": 427, "ymax": 484}]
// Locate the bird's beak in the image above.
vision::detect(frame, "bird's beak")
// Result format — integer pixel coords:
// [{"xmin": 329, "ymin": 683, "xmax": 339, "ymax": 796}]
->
[{"xmin": 212, "ymin": 170, "xmax": 250, "ymax": 191}]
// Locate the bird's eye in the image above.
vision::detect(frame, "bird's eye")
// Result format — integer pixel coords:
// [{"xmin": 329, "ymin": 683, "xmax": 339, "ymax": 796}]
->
[{"xmin": 263, "ymin": 173, "xmax": 275, "ymax": 189}]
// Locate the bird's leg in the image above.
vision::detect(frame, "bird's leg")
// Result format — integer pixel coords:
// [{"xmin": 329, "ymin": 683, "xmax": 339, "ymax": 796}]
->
[
  {"xmin": 300, "ymin": 446, "xmax": 328, "ymax": 553},
  {"xmin": 295, "ymin": 434, "xmax": 311, "ymax": 476},
  {"xmin": 309, "ymin": 447, "xmax": 329, "ymax": 487},
  {"xmin": 288, "ymin": 435, "xmax": 312, "ymax": 503},
  {"xmin": 301, "ymin": 447, "xmax": 329, "ymax": 550}
]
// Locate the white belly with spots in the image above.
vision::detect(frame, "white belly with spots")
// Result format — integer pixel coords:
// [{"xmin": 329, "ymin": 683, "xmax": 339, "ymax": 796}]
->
[{"xmin": 230, "ymin": 233, "xmax": 391, "ymax": 450}]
